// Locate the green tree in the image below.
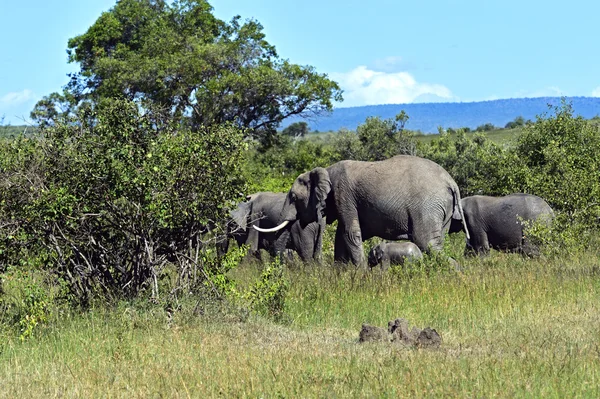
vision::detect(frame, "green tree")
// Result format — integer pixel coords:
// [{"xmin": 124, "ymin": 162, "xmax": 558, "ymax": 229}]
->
[
  {"xmin": 514, "ymin": 101, "xmax": 600, "ymax": 223},
  {"xmin": 504, "ymin": 115, "xmax": 526, "ymax": 129},
  {"xmin": 2, "ymin": 98, "xmax": 247, "ymax": 303},
  {"xmin": 355, "ymin": 111, "xmax": 415, "ymax": 161},
  {"xmin": 281, "ymin": 121, "xmax": 310, "ymax": 138},
  {"xmin": 418, "ymin": 130, "xmax": 522, "ymax": 197},
  {"xmin": 475, "ymin": 123, "xmax": 495, "ymax": 132},
  {"xmin": 31, "ymin": 0, "xmax": 342, "ymax": 145}
]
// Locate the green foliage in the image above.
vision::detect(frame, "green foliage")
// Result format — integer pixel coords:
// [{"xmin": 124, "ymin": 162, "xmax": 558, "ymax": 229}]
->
[
  {"xmin": 202, "ymin": 245, "xmax": 248, "ymax": 297},
  {"xmin": 475, "ymin": 122, "xmax": 496, "ymax": 132},
  {"xmin": 1, "ymin": 98, "xmax": 248, "ymax": 304},
  {"xmin": 243, "ymin": 257, "xmax": 289, "ymax": 321},
  {"xmin": 329, "ymin": 128, "xmax": 362, "ymax": 161},
  {"xmin": 355, "ymin": 111, "xmax": 416, "ymax": 161},
  {"xmin": 418, "ymin": 130, "xmax": 522, "ymax": 197},
  {"xmin": 34, "ymin": 0, "xmax": 342, "ymax": 145},
  {"xmin": 504, "ymin": 115, "xmax": 528, "ymax": 129},
  {"xmin": 281, "ymin": 121, "xmax": 310, "ymax": 138},
  {"xmin": 514, "ymin": 101, "xmax": 600, "ymax": 226},
  {"xmin": 0, "ymin": 269, "xmax": 55, "ymax": 341},
  {"xmin": 244, "ymin": 136, "xmax": 334, "ymax": 193}
]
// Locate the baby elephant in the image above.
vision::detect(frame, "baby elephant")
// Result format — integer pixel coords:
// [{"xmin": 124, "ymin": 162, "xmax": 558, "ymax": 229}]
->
[
  {"xmin": 449, "ymin": 193, "xmax": 554, "ymax": 256},
  {"xmin": 368, "ymin": 241, "xmax": 423, "ymax": 269}
]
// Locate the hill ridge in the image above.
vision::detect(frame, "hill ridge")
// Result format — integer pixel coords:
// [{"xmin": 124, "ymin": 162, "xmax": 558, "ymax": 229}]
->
[{"xmin": 285, "ymin": 96, "xmax": 600, "ymax": 133}]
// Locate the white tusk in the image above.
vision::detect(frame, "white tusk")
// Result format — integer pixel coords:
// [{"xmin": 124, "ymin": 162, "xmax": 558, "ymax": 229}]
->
[{"xmin": 252, "ymin": 220, "xmax": 290, "ymax": 233}]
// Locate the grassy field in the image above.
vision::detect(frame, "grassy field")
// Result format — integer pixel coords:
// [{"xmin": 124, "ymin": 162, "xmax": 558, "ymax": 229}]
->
[
  {"xmin": 414, "ymin": 127, "xmax": 524, "ymax": 146},
  {"xmin": 2, "ymin": 233, "xmax": 600, "ymax": 397},
  {"xmin": 302, "ymin": 126, "xmax": 524, "ymax": 147}
]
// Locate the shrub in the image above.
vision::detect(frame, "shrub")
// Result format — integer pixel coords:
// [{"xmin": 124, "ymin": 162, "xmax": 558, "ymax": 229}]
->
[
  {"xmin": 0, "ymin": 99, "xmax": 247, "ymax": 305},
  {"xmin": 244, "ymin": 257, "xmax": 289, "ymax": 321},
  {"xmin": 514, "ymin": 100, "xmax": 600, "ymax": 227},
  {"xmin": 418, "ymin": 130, "xmax": 522, "ymax": 197}
]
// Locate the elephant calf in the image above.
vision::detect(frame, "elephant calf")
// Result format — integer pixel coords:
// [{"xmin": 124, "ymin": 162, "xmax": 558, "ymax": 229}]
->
[
  {"xmin": 450, "ymin": 193, "xmax": 554, "ymax": 256},
  {"xmin": 368, "ymin": 241, "xmax": 423, "ymax": 269}
]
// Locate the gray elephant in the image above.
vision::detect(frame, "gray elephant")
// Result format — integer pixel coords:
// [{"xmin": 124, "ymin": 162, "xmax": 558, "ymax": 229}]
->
[
  {"xmin": 368, "ymin": 241, "xmax": 423, "ymax": 269},
  {"xmin": 223, "ymin": 192, "xmax": 324, "ymax": 262},
  {"xmin": 449, "ymin": 193, "xmax": 554, "ymax": 255},
  {"xmin": 254, "ymin": 155, "xmax": 469, "ymax": 265}
]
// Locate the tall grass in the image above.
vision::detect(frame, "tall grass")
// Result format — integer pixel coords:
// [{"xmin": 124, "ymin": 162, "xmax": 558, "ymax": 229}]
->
[{"xmin": 2, "ymin": 237, "xmax": 600, "ymax": 397}]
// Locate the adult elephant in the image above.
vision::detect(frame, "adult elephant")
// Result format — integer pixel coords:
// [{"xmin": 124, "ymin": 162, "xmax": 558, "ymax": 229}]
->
[
  {"xmin": 254, "ymin": 155, "xmax": 469, "ymax": 265},
  {"xmin": 222, "ymin": 192, "xmax": 324, "ymax": 262},
  {"xmin": 449, "ymin": 193, "xmax": 554, "ymax": 256}
]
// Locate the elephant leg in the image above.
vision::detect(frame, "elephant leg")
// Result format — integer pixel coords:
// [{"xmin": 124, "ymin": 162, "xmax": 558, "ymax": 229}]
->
[
  {"xmin": 245, "ymin": 224, "xmax": 260, "ymax": 258},
  {"xmin": 334, "ymin": 219, "xmax": 364, "ymax": 265},
  {"xmin": 521, "ymin": 235, "xmax": 540, "ymax": 257},
  {"xmin": 334, "ymin": 224, "xmax": 351, "ymax": 263},
  {"xmin": 273, "ymin": 230, "xmax": 290, "ymax": 259},
  {"xmin": 470, "ymin": 231, "xmax": 490, "ymax": 255},
  {"xmin": 313, "ymin": 219, "xmax": 325, "ymax": 263},
  {"xmin": 411, "ymin": 217, "xmax": 444, "ymax": 253}
]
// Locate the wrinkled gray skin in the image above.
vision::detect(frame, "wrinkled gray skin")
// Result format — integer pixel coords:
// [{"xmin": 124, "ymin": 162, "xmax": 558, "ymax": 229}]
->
[
  {"xmin": 270, "ymin": 155, "xmax": 469, "ymax": 265},
  {"xmin": 368, "ymin": 241, "xmax": 423, "ymax": 269},
  {"xmin": 225, "ymin": 192, "xmax": 324, "ymax": 261},
  {"xmin": 449, "ymin": 193, "xmax": 554, "ymax": 256}
]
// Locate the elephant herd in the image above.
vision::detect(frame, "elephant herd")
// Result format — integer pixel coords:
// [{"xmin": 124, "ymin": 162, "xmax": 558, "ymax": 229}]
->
[{"xmin": 224, "ymin": 155, "xmax": 554, "ymax": 268}]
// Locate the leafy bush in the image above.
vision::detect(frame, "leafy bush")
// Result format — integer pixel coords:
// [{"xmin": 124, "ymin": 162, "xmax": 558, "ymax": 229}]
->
[
  {"xmin": 418, "ymin": 130, "xmax": 522, "ymax": 197},
  {"xmin": 0, "ymin": 268, "xmax": 57, "ymax": 340},
  {"xmin": 323, "ymin": 112, "xmax": 417, "ymax": 163},
  {"xmin": 505, "ymin": 115, "xmax": 527, "ymax": 129},
  {"xmin": 0, "ymin": 99, "xmax": 247, "ymax": 305},
  {"xmin": 475, "ymin": 123, "xmax": 496, "ymax": 132},
  {"xmin": 244, "ymin": 257, "xmax": 289, "ymax": 321},
  {"xmin": 514, "ymin": 101, "xmax": 600, "ymax": 227}
]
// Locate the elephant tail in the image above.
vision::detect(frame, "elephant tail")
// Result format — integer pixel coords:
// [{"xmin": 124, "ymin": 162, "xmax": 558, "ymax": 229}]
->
[{"xmin": 451, "ymin": 187, "xmax": 470, "ymax": 240}]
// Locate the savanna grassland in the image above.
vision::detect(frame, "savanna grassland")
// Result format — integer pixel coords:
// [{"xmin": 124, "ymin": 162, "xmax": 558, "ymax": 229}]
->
[
  {"xmin": 3, "ymin": 101, "xmax": 600, "ymax": 398},
  {"xmin": 3, "ymin": 1, "xmax": 600, "ymax": 397},
  {"xmin": 2, "ymin": 234, "xmax": 600, "ymax": 397}
]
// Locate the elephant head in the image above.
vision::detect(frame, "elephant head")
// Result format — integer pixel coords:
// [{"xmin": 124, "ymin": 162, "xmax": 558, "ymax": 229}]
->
[
  {"xmin": 254, "ymin": 167, "xmax": 331, "ymax": 233},
  {"xmin": 367, "ymin": 244, "xmax": 385, "ymax": 268},
  {"xmin": 226, "ymin": 195, "xmax": 261, "ymax": 253}
]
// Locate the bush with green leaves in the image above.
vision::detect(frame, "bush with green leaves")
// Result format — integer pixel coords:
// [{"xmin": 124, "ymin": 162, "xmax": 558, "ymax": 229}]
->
[
  {"xmin": 418, "ymin": 129, "xmax": 522, "ymax": 197},
  {"xmin": 514, "ymin": 101, "xmax": 600, "ymax": 225},
  {"xmin": 475, "ymin": 123, "xmax": 496, "ymax": 132},
  {"xmin": 354, "ymin": 111, "xmax": 416, "ymax": 161},
  {"xmin": 243, "ymin": 257, "xmax": 289, "ymax": 322},
  {"xmin": 0, "ymin": 99, "xmax": 247, "ymax": 305},
  {"xmin": 244, "ymin": 135, "xmax": 334, "ymax": 193}
]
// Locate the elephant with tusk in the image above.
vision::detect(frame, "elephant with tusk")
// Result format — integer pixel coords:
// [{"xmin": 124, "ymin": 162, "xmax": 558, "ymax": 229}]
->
[
  {"xmin": 254, "ymin": 155, "xmax": 469, "ymax": 266},
  {"xmin": 225, "ymin": 192, "xmax": 324, "ymax": 262}
]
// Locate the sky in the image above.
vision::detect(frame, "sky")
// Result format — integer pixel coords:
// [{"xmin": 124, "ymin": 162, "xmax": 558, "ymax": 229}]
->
[{"xmin": 2, "ymin": 0, "xmax": 600, "ymax": 125}]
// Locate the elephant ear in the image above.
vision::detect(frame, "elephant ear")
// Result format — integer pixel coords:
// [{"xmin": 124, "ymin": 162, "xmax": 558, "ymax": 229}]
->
[
  {"xmin": 309, "ymin": 167, "xmax": 331, "ymax": 221},
  {"xmin": 231, "ymin": 201, "xmax": 252, "ymax": 232}
]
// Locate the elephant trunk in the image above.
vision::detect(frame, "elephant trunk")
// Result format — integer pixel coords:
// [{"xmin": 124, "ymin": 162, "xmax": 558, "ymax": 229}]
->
[{"xmin": 253, "ymin": 220, "xmax": 290, "ymax": 233}]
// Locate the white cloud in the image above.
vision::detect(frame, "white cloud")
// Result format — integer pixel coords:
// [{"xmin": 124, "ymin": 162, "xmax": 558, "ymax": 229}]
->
[
  {"xmin": 331, "ymin": 66, "xmax": 455, "ymax": 107},
  {"xmin": 0, "ymin": 89, "xmax": 35, "ymax": 107},
  {"xmin": 592, "ymin": 87, "xmax": 600, "ymax": 97}
]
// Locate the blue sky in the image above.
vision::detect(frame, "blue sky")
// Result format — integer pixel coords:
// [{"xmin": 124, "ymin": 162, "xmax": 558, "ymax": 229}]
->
[{"xmin": 2, "ymin": 0, "xmax": 600, "ymax": 125}]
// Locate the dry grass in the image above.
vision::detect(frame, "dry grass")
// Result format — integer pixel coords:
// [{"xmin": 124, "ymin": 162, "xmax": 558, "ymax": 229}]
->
[{"xmin": 2, "ymin": 245, "xmax": 600, "ymax": 397}]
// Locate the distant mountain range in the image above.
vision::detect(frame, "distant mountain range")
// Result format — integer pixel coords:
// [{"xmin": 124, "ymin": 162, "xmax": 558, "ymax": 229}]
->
[{"xmin": 284, "ymin": 97, "xmax": 600, "ymax": 133}]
